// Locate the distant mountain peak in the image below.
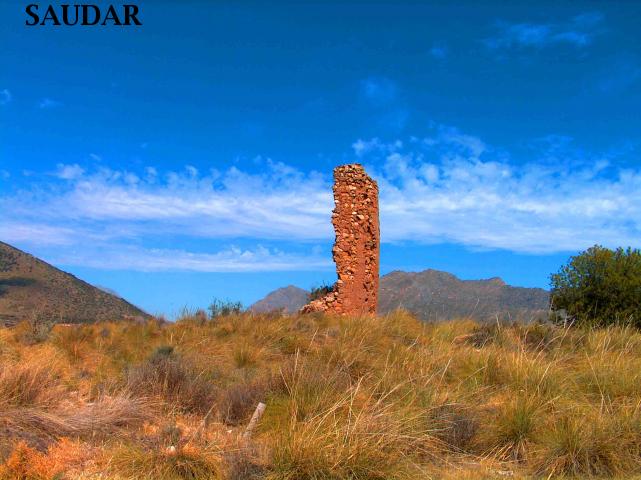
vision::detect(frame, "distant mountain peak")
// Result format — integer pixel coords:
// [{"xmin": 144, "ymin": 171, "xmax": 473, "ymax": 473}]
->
[{"xmin": 249, "ymin": 285, "xmax": 310, "ymax": 314}]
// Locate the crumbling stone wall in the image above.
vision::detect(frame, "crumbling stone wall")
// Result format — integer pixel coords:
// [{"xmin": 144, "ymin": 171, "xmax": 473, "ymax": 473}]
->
[{"xmin": 301, "ymin": 164, "xmax": 379, "ymax": 316}]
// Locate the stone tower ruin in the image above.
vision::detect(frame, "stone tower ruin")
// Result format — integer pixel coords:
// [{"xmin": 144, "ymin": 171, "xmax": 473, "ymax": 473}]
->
[{"xmin": 301, "ymin": 164, "xmax": 380, "ymax": 316}]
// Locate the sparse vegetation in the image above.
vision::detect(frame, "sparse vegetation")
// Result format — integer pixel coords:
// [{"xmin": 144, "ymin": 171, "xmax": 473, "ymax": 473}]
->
[
  {"xmin": 308, "ymin": 282, "xmax": 334, "ymax": 301},
  {"xmin": 4, "ymin": 311, "xmax": 641, "ymax": 478},
  {"xmin": 208, "ymin": 298, "xmax": 244, "ymax": 319},
  {"xmin": 0, "ymin": 242, "xmax": 149, "ymax": 326}
]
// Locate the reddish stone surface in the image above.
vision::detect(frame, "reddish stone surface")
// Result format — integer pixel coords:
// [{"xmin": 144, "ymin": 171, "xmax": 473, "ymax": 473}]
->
[{"xmin": 301, "ymin": 164, "xmax": 379, "ymax": 316}]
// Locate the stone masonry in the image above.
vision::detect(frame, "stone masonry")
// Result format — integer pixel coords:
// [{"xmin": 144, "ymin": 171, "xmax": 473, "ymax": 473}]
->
[{"xmin": 301, "ymin": 164, "xmax": 379, "ymax": 316}]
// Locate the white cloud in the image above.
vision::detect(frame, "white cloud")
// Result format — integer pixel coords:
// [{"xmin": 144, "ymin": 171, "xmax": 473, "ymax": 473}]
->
[
  {"xmin": 0, "ymin": 170, "xmax": 9, "ymax": 180},
  {"xmin": 38, "ymin": 98, "xmax": 63, "ymax": 109},
  {"xmin": 123, "ymin": 172, "xmax": 140, "ymax": 185},
  {"xmin": 0, "ymin": 89, "xmax": 11, "ymax": 105},
  {"xmin": 4, "ymin": 161, "xmax": 333, "ymax": 243},
  {"xmin": 2, "ymin": 124, "xmax": 640, "ymax": 267},
  {"xmin": 352, "ymin": 138, "xmax": 402, "ymax": 157},
  {"xmin": 0, "ymin": 222, "xmax": 78, "ymax": 246},
  {"xmin": 55, "ymin": 163, "xmax": 85, "ymax": 180},
  {"xmin": 374, "ymin": 155, "xmax": 641, "ymax": 253},
  {"xmin": 426, "ymin": 124, "xmax": 487, "ymax": 159},
  {"xmin": 486, "ymin": 12, "xmax": 603, "ymax": 50},
  {"xmin": 51, "ymin": 245, "xmax": 332, "ymax": 272}
]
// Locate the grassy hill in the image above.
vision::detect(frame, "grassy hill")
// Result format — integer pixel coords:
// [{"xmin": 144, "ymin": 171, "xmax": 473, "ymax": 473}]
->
[
  {"xmin": 2, "ymin": 310, "xmax": 641, "ymax": 479},
  {"xmin": 0, "ymin": 241, "xmax": 148, "ymax": 326}
]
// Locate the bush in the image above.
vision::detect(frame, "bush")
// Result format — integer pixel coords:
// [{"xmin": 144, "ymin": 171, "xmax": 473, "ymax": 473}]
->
[
  {"xmin": 550, "ymin": 245, "xmax": 641, "ymax": 327},
  {"xmin": 208, "ymin": 299, "xmax": 243, "ymax": 319},
  {"xmin": 308, "ymin": 283, "xmax": 334, "ymax": 301}
]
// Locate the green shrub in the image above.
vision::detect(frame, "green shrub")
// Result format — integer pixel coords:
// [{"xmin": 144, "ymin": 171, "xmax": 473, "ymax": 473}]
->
[
  {"xmin": 550, "ymin": 245, "xmax": 641, "ymax": 327},
  {"xmin": 308, "ymin": 282, "xmax": 334, "ymax": 301},
  {"xmin": 208, "ymin": 299, "xmax": 243, "ymax": 319}
]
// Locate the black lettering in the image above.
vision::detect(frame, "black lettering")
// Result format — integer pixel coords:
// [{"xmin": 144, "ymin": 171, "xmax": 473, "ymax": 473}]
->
[
  {"xmin": 81, "ymin": 5, "xmax": 100, "ymax": 25},
  {"xmin": 61, "ymin": 4, "xmax": 80, "ymax": 25},
  {"xmin": 124, "ymin": 5, "xmax": 142, "ymax": 26},
  {"xmin": 41, "ymin": 5, "xmax": 61, "ymax": 25},
  {"xmin": 26, "ymin": 4, "xmax": 142, "ymax": 28},
  {"xmin": 25, "ymin": 4, "xmax": 39, "ymax": 26},
  {"xmin": 101, "ymin": 5, "xmax": 122, "ymax": 25}
]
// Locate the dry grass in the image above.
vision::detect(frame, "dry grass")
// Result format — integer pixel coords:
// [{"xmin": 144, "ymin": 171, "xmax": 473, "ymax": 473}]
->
[
  {"xmin": 104, "ymin": 442, "xmax": 222, "ymax": 480},
  {"xmin": 3, "ymin": 312, "xmax": 641, "ymax": 478},
  {"xmin": 126, "ymin": 345, "xmax": 218, "ymax": 414}
]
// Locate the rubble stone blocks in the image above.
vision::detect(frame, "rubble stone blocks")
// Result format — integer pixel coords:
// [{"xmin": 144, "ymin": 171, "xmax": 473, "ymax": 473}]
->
[{"xmin": 301, "ymin": 164, "xmax": 380, "ymax": 316}]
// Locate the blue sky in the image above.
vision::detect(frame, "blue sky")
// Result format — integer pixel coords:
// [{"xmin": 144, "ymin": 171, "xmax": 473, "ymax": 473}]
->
[{"xmin": 1, "ymin": 1, "xmax": 641, "ymax": 316}]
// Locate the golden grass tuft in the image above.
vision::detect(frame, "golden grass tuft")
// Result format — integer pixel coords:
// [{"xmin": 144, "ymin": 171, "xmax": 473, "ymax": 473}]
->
[{"xmin": 105, "ymin": 442, "xmax": 222, "ymax": 480}]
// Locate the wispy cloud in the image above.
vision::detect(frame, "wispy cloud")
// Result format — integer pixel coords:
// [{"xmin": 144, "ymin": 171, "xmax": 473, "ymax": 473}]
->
[
  {"xmin": 0, "ymin": 222, "xmax": 81, "ymax": 246},
  {"xmin": 38, "ymin": 98, "xmax": 63, "ymax": 109},
  {"xmin": 359, "ymin": 76, "xmax": 408, "ymax": 131},
  {"xmin": 485, "ymin": 11, "xmax": 604, "ymax": 51},
  {"xmin": 352, "ymin": 138, "xmax": 403, "ymax": 157},
  {"xmin": 1, "ymin": 124, "xmax": 640, "ymax": 271},
  {"xmin": 50, "ymin": 245, "xmax": 332, "ymax": 272},
  {"xmin": 593, "ymin": 55, "xmax": 641, "ymax": 94},
  {"xmin": 360, "ymin": 77, "xmax": 398, "ymax": 105},
  {"xmin": 370, "ymin": 133, "xmax": 640, "ymax": 253},
  {"xmin": 0, "ymin": 89, "xmax": 11, "ymax": 105},
  {"xmin": 3, "ymin": 160, "xmax": 333, "ymax": 245},
  {"xmin": 429, "ymin": 43, "xmax": 448, "ymax": 59},
  {"xmin": 55, "ymin": 163, "xmax": 85, "ymax": 180}
]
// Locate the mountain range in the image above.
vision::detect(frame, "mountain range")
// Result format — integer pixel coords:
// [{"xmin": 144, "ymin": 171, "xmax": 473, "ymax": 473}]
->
[
  {"xmin": 1, "ymin": 240, "xmax": 549, "ymax": 325},
  {"xmin": 250, "ymin": 269, "xmax": 549, "ymax": 321},
  {"xmin": 0, "ymin": 241, "xmax": 148, "ymax": 326}
]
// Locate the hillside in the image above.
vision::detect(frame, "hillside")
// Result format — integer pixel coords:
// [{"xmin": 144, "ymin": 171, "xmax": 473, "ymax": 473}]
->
[
  {"xmin": 248, "ymin": 285, "xmax": 310, "ymax": 314},
  {"xmin": 379, "ymin": 269, "xmax": 549, "ymax": 321},
  {"xmin": 0, "ymin": 241, "xmax": 148, "ymax": 325},
  {"xmin": 250, "ymin": 268, "xmax": 549, "ymax": 320}
]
